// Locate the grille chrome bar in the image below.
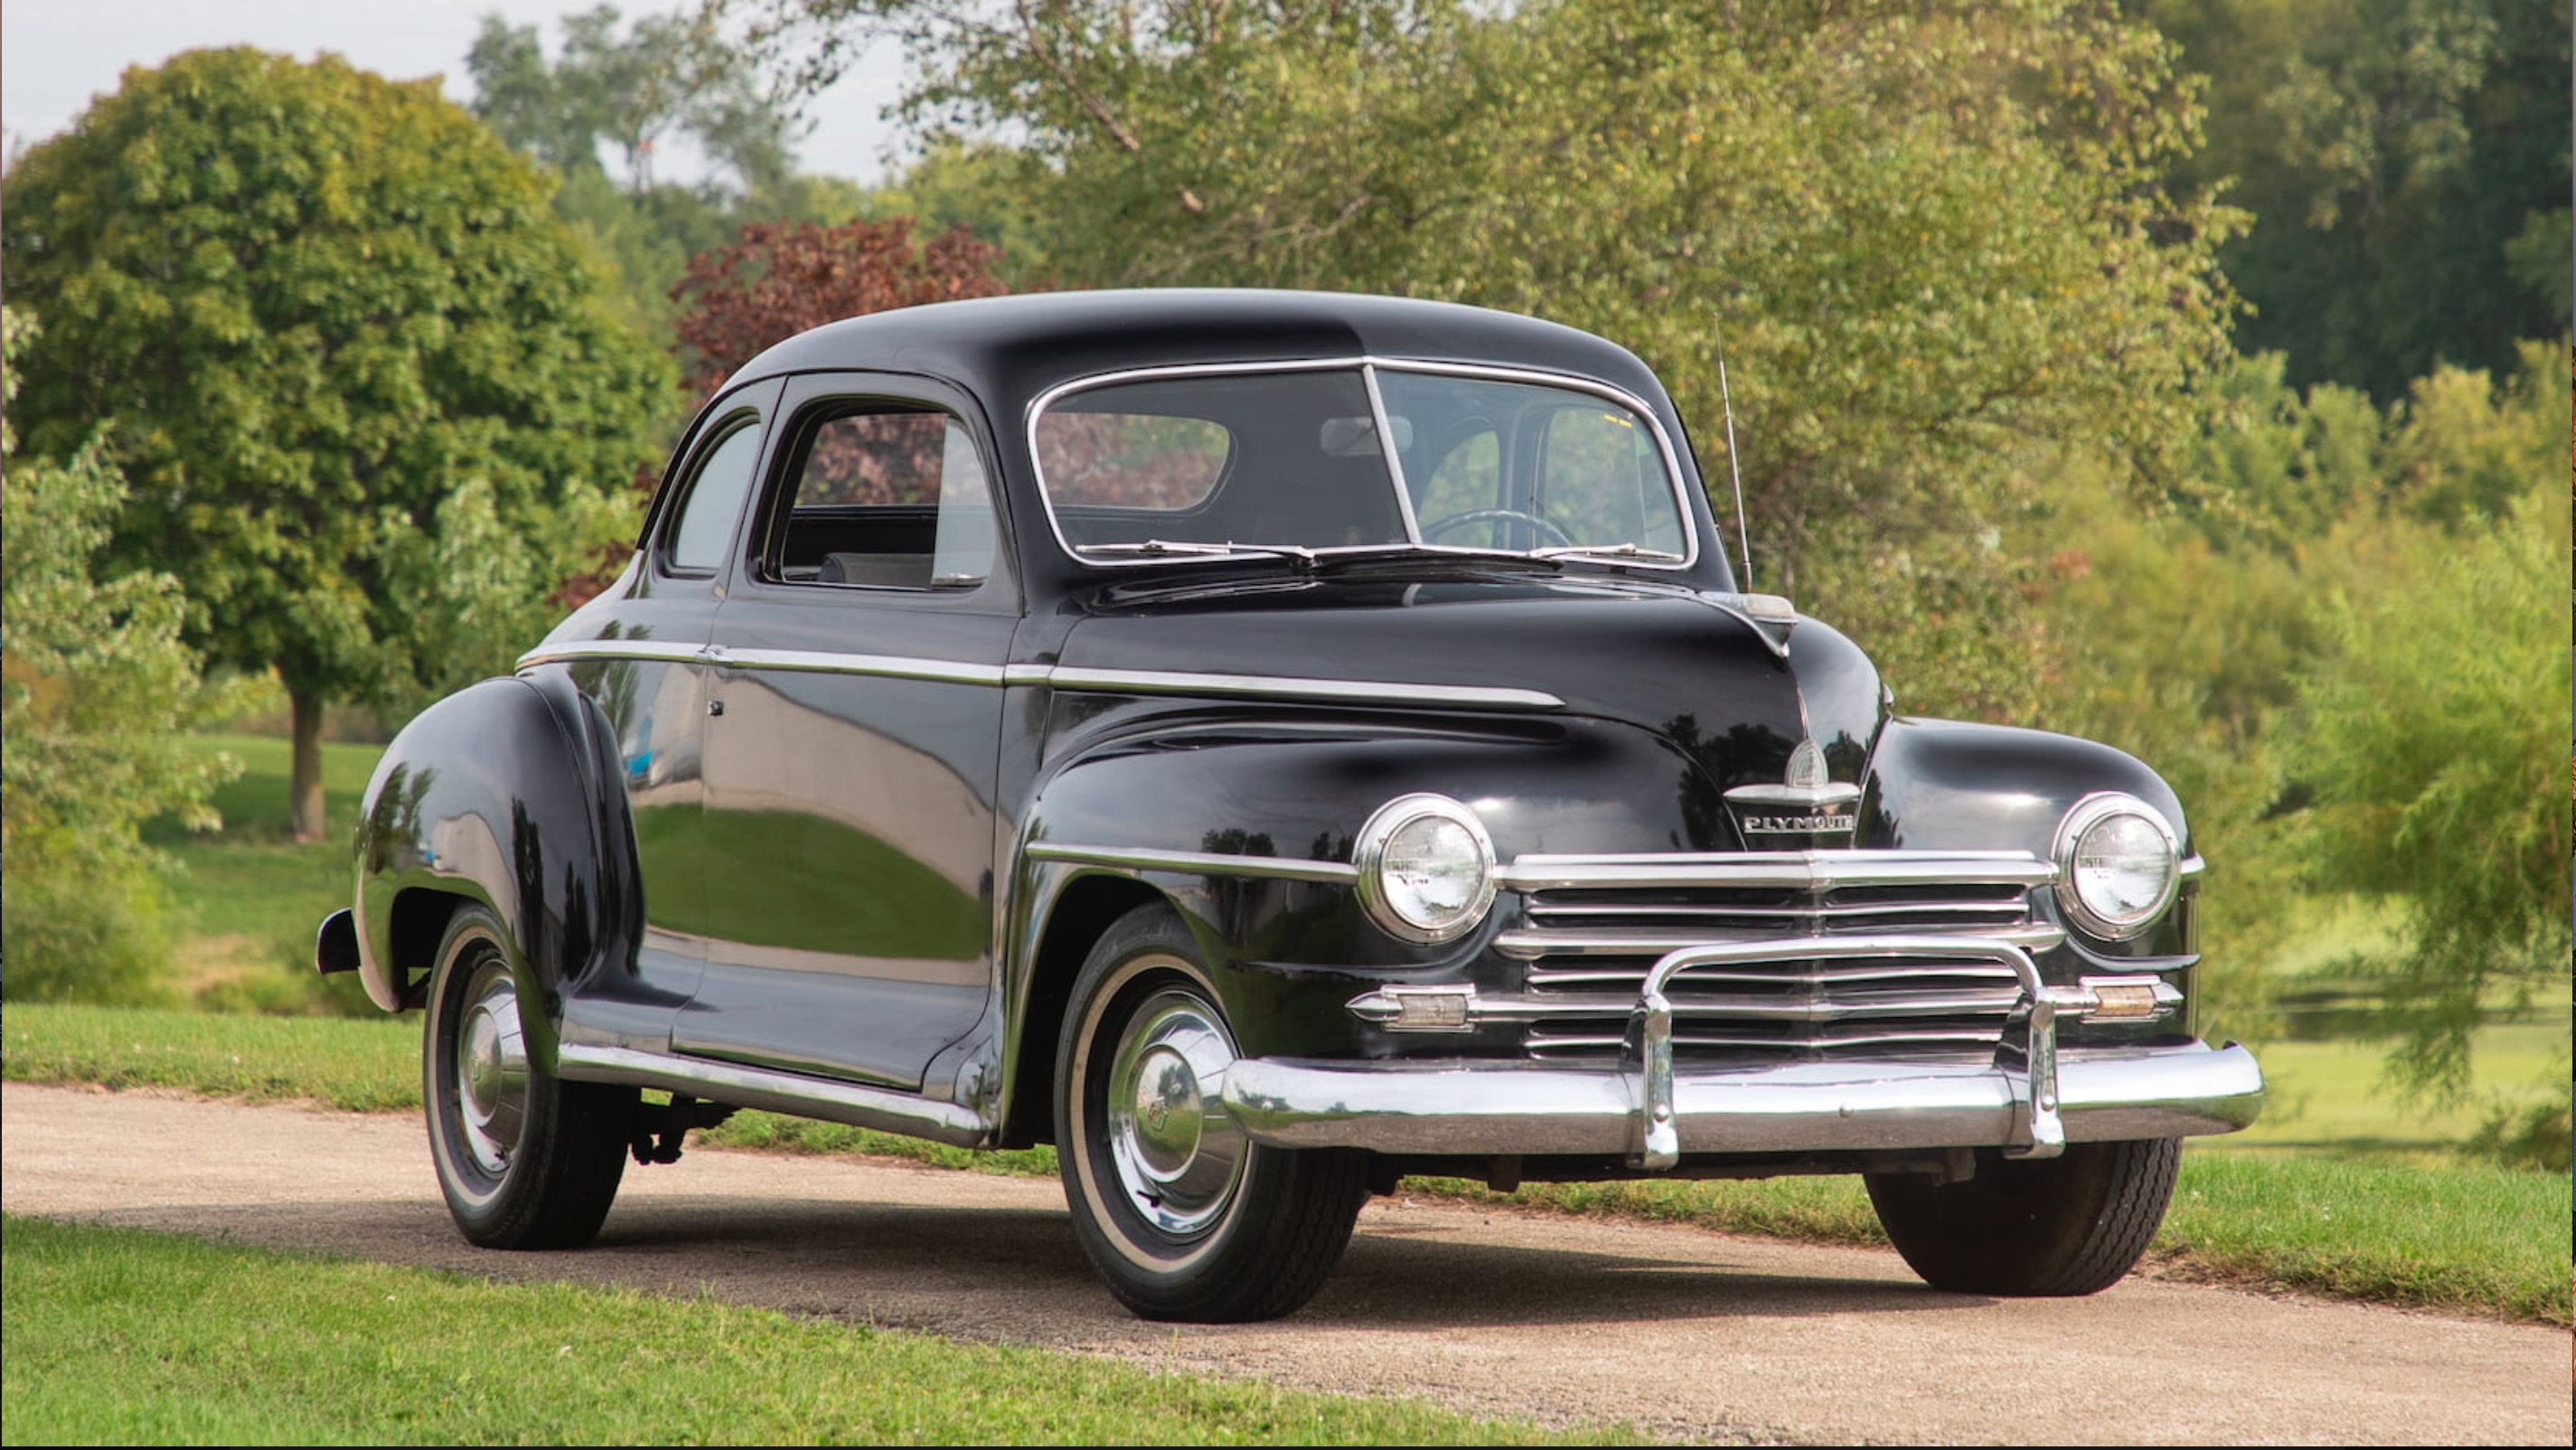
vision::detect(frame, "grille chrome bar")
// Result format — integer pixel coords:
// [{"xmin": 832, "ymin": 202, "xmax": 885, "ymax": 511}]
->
[
  {"xmin": 1497, "ymin": 849, "xmax": 2055, "ymax": 893},
  {"xmin": 1523, "ymin": 899, "xmax": 2032, "ymax": 922},
  {"xmin": 1523, "ymin": 959, "xmax": 2024, "ymax": 988},
  {"xmin": 1529, "ymin": 1024, "xmax": 2008, "ymax": 1052},
  {"xmin": 1498, "ymin": 922, "xmax": 2064, "ymax": 960}
]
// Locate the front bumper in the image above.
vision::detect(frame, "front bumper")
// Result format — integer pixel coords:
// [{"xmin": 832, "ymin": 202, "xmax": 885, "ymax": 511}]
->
[
  {"xmin": 1221, "ymin": 1040, "xmax": 2264, "ymax": 1160},
  {"xmin": 1222, "ymin": 932, "xmax": 2262, "ymax": 1167}
]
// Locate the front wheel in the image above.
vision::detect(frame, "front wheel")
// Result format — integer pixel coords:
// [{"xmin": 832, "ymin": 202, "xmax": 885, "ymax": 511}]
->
[
  {"xmin": 1055, "ymin": 905, "xmax": 1369, "ymax": 1322},
  {"xmin": 1865, "ymin": 1138, "xmax": 2180, "ymax": 1296},
  {"xmin": 423, "ymin": 905, "xmax": 634, "ymax": 1249}
]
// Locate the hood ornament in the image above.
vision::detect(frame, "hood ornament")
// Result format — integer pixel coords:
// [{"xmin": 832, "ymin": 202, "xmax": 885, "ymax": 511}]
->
[
  {"xmin": 1724, "ymin": 737, "xmax": 1862, "ymax": 835},
  {"xmin": 1785, "ymin": 739, "xmax": 1829, "ymax": 790}
]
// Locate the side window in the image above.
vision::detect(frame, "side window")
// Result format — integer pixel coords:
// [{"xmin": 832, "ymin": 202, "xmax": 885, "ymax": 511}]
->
[
  {"xmin": 768, "ymin": 404, "xmax": 994, "ymax": 590},
  {"xmin": 663, "ymin": 421, "xmax": 764, "ymax": 574}
]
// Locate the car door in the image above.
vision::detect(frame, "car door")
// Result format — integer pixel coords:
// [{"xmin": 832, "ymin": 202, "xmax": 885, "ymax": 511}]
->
[
  {"xmin": 672, "ymin": 372, "xmax": 1017, "ymax": 1089},
  {"xmin": 558, "ymin": 379, "xmax": 782, "ymax": 1049}
]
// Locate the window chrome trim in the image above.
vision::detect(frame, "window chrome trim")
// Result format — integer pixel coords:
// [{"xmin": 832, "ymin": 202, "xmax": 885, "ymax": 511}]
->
[
  {"xmin": 1026, "ymin": 841, "xmax": 1360, "ymax": 885},
  {"xmin": 1361, "ymin": 362, "xmax": 1427, "ymax": 544},
  {"xmin": 1025, "ymin": 355, "xmax": 1702, "ymax": 573}
]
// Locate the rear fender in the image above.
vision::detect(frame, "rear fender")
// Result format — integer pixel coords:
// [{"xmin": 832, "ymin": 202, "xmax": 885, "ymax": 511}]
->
[{"xmin": 351, "ymin": 673, "xmax": 635, "ymax": 1069}]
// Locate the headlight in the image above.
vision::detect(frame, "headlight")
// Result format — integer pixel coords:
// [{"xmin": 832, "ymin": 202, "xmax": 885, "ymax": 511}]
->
[
  {"xmin": 2053, "ymin": 793, "xmax": 2181, "ymax": 940},
  {"xmin": 1354, "ymin": 794, "xmax": 1496, "ymax": 944}
]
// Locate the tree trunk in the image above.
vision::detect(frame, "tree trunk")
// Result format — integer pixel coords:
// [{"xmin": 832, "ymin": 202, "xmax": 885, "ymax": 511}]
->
[{"xmin": 289, "ymin": 689, "xmax": 327, "ymax": 844}]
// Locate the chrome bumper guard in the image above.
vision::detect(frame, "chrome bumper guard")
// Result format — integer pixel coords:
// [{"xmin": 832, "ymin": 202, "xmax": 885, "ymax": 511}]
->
[{"xmin": 1232, "ymin": 935, "xmax": 2261, "ymax": 1168}]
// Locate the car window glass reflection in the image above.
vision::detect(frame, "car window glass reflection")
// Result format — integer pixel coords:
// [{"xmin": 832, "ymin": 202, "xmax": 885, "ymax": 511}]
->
[
  {"xmin": 774, "ymin": 407, "xmax": 992, "ymax": 589},
  {"xmin": 666, "ymin": 423, "xmax": 763, "ymax": 572}
]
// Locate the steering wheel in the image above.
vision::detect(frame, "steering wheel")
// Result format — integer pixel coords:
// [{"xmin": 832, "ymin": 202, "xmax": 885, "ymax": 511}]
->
[{"xmin": 1422, "ymin": 508, "xmax": 1575, "ymax": 550}]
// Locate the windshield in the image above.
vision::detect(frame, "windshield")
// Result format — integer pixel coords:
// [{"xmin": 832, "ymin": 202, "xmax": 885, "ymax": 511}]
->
[{"xmin": 1031, "ymin": 363, "xmax": 1694, "ymax": 566}]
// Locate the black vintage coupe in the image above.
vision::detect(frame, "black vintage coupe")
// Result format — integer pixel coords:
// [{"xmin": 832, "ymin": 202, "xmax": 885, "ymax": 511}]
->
[{"xmin": 319, "ymin": 289, "xmax": 2262, "ymax": 1322}]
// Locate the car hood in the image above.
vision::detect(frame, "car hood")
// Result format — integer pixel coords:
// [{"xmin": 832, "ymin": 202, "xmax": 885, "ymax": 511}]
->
[{"xmin": 1055, "ymin": 571, "xmax": 1886, "ymax": 832}]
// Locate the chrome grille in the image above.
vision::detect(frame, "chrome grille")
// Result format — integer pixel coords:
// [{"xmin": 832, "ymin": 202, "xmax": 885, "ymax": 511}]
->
[{"xmin": 1491, "ymin": 851, "xmax": 2056, "ymax": 1068}]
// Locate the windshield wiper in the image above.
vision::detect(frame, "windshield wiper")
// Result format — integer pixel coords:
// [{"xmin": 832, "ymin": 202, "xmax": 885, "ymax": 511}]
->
[
  {"xmin": 1076, "ymin": 540, "xmax": 1316, "ymax": 563},
  {"xmin": 1529, "ymin": 543, "xmax": 1688, "ymax": 563},
  {"xmin": 1303, "ymin": 543, "xmax": 1564, "ymax": 573}
]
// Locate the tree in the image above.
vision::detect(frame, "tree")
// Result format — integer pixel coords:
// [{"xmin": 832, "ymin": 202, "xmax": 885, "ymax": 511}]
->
[
  {"xmin": 719, "ymin": 0, "xmax": 2242, "ymax": 720},
  {"xmin": 2140, "ymin": 0, "xmax": 2572, "ymax": 400},
  {"xmin": 2, "ymin": 49, "xmax": 674, "ymax": 841},
  {"xmin": 2, "ymin": 308, "xmax": 234, "ymax": 1003},
  {"xmin": 672, "ymin": 214, "xmax": 1010, "ymax": 395},
  {"xmin": 465, "ymin": 8, "xmax": 870, "ymax": 339},
  {"xmin": 468, "ymin": 5, "xmax": 807, "ymax": 194}
]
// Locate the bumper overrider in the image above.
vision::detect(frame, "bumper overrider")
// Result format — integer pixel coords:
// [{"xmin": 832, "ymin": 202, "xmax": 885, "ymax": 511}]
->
[{"xmin": 1221, "ymin": 851, "xmax": 2264, "ymax": 1169}]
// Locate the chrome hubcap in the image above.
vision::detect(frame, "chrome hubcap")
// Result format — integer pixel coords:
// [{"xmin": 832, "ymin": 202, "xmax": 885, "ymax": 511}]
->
[
  {"xmin": 1105, "ymin": 987, "xmax": 1244, "ymax": 1237},
  {"xmin": 454, "ymin": 961, "xmax": 528, "ymax": 1178}
]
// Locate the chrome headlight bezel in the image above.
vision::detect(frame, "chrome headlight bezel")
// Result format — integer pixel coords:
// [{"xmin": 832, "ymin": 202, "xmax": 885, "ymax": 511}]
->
[
  {"xmin": 2052, "ymin": 792, "xmax": 2182, "ymax": 941},
  {"xmin": 1353, "ymin": 793, "xmax": 1498, "ymax": 945}
]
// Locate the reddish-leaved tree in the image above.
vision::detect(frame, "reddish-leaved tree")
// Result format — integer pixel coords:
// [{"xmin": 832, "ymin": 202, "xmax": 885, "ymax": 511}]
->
[
  {"xmin": 674, "ymin": 216, "xmax": 1010, "ymax": 399},
  {"xmin": 558, "ymin": 217, "xmax": 1011, "ymax": 607}
]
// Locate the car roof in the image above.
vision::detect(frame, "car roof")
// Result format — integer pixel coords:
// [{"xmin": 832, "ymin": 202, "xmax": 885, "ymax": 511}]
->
[{"xmin": 726, "ymin": 288, "xmax": 1672, "ymax": 412}]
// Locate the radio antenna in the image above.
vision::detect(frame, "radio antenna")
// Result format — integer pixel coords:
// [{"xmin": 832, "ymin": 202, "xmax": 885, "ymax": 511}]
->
[{"xmin": 1713, "ymin": 317, "xmax": 1753, "ymax": 592}]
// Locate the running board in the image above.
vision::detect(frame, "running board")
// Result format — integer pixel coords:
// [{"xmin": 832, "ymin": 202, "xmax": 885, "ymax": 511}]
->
[{"xmin": 555, "ymin": 1042, "xmax": 991, "ymax": 1149}]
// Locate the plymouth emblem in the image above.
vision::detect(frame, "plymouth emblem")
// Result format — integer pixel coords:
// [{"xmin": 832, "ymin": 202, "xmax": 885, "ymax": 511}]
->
[{"xmin": 1723, "ymin": 737, "xmax": 1859, "ymax": 833}]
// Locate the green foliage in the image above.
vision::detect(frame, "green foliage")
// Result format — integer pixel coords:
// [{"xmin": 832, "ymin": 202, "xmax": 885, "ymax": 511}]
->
[
  {"xmin": 735, "ymin": 0, "xmax": 2242, "ymax": 720},
  {"xmin": 2047, "ymin": 339, "xmax": 2571, "ymax": 1098},
  {"xmin": 853, "ymin": 138, "xmax": 1060, "ymax": 280},
  {"xmin": 467, "ymin": 10, "xmax": 875, "ymax": 340},
  {"xmin": 2464, "ymin": 1067, "xmax": 2572, "ymax": 1173},
  {"xmin": 471, "ymin": 4, "xmax": 804, "ymax": 192},
  {"xmin": 2142, "ymin": 0, "xmax": 2572, "ymax": 398},
  {"xmin": 2287, "ymin": 482, "xmax": 2571, "ymax": 1103},
  {"xmin": 0, "ymin": 49, "xmax": 674, "ymax": 717},
  {"xmin": 1, "ymin": 307, "xmax": 237, "ymax": 1005}
]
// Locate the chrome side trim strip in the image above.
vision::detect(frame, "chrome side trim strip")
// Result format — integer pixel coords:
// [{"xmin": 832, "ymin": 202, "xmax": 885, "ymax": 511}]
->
[
  {"xmin": 710, "ymin": 645, "xmax": 1008, "ymax": 686},
  {"xmin": 1498, "ymin": 849, "xmax": 2054, "ymax": 892},
  {"xmin": 1026, "ymin": 841, "xmax": 1360, "ymax": 885},
  {"xmin": 522, "ymin": 644, "xmax": 1554, "ymax": 709},
  {"xmin": 1036, "ymin": 664, "xmax": 1565, "ymax": 711},
  {"xmin": 518, "ymin": 639, "xmax": 711, "ymax": 670},
  {"xmin": 556, "ymin": 1043, "xmax": 989, "ymax": 1146},
  {"xmin": 2179, "ymin": 854, "xmax": 2207, "ymax": 879}
]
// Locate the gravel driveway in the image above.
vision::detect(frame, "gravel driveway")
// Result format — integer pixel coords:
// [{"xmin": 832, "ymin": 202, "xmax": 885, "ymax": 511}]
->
[{"xmin": 4, "ymin": 1081, "xmax": 2566, "ymax": 1445}]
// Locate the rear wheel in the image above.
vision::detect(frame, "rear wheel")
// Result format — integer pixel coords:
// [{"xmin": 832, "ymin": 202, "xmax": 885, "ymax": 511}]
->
[
  {"xmin": 423, "ymin": 905, "xmax": 633, "ymax": 1249},
  {"xmin": 1055, "ymin": 905, "xmax": 1369, "ymax": 1322},
  {"xmin": 1865, "ymin": 1138, "xmax": 2179, "ymax": 1296}
]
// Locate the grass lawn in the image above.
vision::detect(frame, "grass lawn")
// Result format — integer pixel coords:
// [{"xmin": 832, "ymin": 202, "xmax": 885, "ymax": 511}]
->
[
  {"xmin": 0, "ymin": 1216, "xmax": 1610, "ymax": 1446},
  {"xmin": 7, "ymin": 1003, "xmax": 2567, "ymax": 1325},
  {"xmin": 2210, "ymin": 1019, "xmax": 2570, "ymax": 1157},
  {"xmin": 146, "ymin": 735, "xmax": 387, "ymax": 1008}
]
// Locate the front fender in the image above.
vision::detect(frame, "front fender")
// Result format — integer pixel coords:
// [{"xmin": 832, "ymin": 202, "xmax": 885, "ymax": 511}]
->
[
  {"xmin": 1865, "ymin": 715, "xmax": 2197, "ymax": 965},
  {"xmin": 1010, "ymin": 709, "xmax": 1709, "ymax": 1051},
  {"xmin": 350, "ymin": 673, "xmax": 635, "ymax": 1064}
]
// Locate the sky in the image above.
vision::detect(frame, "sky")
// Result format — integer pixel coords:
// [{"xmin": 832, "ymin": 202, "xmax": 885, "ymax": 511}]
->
[{"xmin": 1, "ymin": 0, "xmax": 908, "ymax": 184}]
